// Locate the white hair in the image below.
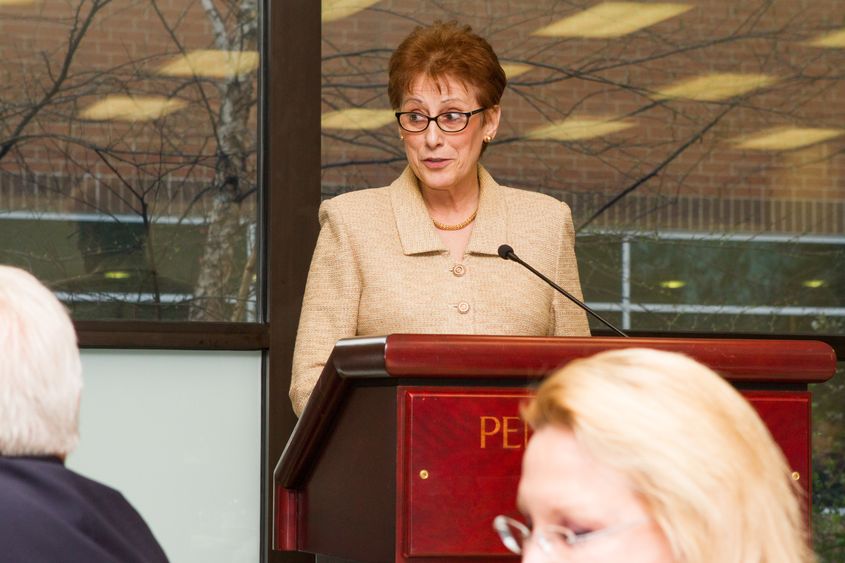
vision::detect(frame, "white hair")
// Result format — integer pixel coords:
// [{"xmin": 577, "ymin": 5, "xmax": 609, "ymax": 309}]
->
[{"xmin": 0, "ymin": 266, "xmax": 82, "ymax": 456}]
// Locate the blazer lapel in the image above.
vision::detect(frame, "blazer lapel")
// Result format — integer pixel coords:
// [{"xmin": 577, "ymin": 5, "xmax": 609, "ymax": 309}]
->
[
  {"xmin": 466, "ymin": 165, "xmax": 506, "ymax": 256},
  {"xmin": 389, "ymin": 164, "xmax": 505, "ymax": 257},
  {"xmin": 390, "ymin": 166, "xmax": 446, "ymax": 255}
]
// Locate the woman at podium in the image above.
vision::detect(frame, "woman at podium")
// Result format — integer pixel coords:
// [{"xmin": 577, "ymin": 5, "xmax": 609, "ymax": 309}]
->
[{"xmin": 291, "ymin": 21, "xmax": 590, "ymax": 416}]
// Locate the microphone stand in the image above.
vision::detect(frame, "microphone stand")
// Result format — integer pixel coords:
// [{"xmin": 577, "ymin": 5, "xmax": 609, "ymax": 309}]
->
[{"xmin": 498, "ymin": 244, "xmax": 628, "ymax": 337}]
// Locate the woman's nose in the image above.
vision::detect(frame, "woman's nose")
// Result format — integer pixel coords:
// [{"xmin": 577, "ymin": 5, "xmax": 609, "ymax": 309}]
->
[{"xmin": 424, "ymin": 121, "xmax": 443, "ymax": 146}]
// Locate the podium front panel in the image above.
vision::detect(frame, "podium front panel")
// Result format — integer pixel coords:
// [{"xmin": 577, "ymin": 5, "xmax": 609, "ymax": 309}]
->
[
  {"xmin": 745, "ymin": 391, "xmax": 811, "ymax": 499},
  {"xmin": 397, "ymin": 386, "xmax": 812, "ymax": 559},
  {"xmin": 401, "ymin": 388, "xmax": 529, "ymax": 558}
]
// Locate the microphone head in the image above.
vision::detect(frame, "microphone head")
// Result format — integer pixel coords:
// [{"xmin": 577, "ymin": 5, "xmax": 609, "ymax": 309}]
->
[{"xmin": 497, "ymin": 244, "xmax": 514, "ymax": 260}]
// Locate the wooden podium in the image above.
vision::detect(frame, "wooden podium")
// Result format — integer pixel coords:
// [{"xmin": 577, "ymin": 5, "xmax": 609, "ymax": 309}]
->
[{"xmin": 273, "ymin": 335, "xmax": 836, "ymax": 562}]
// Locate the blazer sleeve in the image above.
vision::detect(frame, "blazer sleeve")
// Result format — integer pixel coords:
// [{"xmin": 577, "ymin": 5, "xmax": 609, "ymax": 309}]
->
[
  {"xmin": 552, "ymin": 202, "xmax": 591, "ymax": 336},
  {"xmin": 290, "ymin": 198, "xmax": 362, "ymax": 416}
]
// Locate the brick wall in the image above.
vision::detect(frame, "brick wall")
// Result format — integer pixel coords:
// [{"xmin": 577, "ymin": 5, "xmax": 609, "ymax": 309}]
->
[
  {"xmin": 320, "ymin": 0, "xmax": 845, "ymax": 235},
  {"xmin": 0, "ymin": 0, "xmax": 256, "ymax": 219},
  {"xmin": 0, "ymin": 0, "xmax": 840, "ymax": 234}
]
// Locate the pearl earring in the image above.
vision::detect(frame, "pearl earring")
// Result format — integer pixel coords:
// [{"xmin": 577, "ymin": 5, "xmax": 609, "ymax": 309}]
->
[{"xmin": 484, "ymin": 135, "xmax": 493, "ymax": 143}]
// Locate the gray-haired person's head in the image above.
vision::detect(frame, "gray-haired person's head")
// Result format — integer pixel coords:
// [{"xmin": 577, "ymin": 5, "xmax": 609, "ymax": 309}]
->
[{"xmin": 0, "ymin": 266, "xmax": 82, "ymax": 457}]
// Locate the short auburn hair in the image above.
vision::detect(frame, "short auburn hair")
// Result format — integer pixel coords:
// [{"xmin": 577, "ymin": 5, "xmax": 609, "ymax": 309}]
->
[{"xmin": 388, "ymin": 21, "xmax": 506, "ymax": 111}]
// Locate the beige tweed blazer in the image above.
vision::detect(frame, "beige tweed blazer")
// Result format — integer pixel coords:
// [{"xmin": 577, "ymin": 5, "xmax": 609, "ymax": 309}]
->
[{"xmin": 290, "ymin": 165, "xmax": 590, "ymax": 415}]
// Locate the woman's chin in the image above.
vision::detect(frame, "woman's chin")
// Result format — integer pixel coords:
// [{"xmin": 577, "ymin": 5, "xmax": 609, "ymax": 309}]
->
[{"xmin": 415, "ymin": 166, "xmax": 471, "ymax": 192}]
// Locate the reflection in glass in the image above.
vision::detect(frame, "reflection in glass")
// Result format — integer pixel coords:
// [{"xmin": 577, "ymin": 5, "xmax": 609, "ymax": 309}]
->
[
  {"xmin": 811, "ymin": 364, "xmax": 845, "ymax": 563},
  {"xmin": 320, "ymin": 0, "xmax": 844, "ymax": 338},
  {"xmin": 0, "ymin": 1, "xmax": 260, "ymax": 321},
  {"xmin": 322, "ymin": 6, "xmax": 844, "ymax": 557}
]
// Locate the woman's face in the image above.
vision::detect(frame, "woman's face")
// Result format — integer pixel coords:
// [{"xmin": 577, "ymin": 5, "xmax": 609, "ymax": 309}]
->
[
  {"xmin": 399, "ymin": 74, "xmax": 500, "ymax": 195},
  {"xmin": 517, "ymin": 425, "xmax": 675, "ymax": 563}
]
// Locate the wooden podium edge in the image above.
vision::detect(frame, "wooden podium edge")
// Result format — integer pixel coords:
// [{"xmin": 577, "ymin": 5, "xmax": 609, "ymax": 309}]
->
[
  {"xmin": 275, "ymin": 335, "xmax": 836, "ymax": 490},
  {"xmin": 274, "ymin": 336, "xmax": 389, "ymax": 489},
  {"xmin": 382, "ymin": 334, "xmax": 837, "ymax": 381},
  {"xmin": 271, "ymin": 334, "xmax": 837, "ymax": 553}
]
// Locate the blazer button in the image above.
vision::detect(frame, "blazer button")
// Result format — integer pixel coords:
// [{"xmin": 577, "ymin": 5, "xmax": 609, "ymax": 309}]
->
[
  {"xmin": 457, "ymin": 301, "xmax": 471, "ymax": 314},
  {"xmin": 451, "ymin": 264, "xmax": 466, "ymax": 277}
]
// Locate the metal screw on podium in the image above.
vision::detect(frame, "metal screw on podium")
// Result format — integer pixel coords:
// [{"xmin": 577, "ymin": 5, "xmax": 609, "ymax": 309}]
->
[
  {"xmin": 791, "ymin": 471, "xmax": 800, "ymax": 481},
  {"xmin": 419, "ymin": 470, "xmax": 430, "ymax": 480}
]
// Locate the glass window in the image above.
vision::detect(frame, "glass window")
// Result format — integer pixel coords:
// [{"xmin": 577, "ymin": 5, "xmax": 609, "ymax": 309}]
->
[
  {"xmin": 630, "ymin": 238, "xmax": 845, "ymax": 309},
  {"xmin": 576, "ymin": 233, "xmax": 624, "ymax": 303},
  {"xmin": 812, "ymin": 364, "xmax": 845, "ymax": 563},
  {"xmin": 0, "ymin": 1, "xmax": 260, "ymax": 321},
  {"xmin": 69, "ymin": 349, "xmax": 262, "ymax": 563},
  {"xmin": 319, "ymin": 1, "xmax": 844, "ymax": 338},
  {"xmin": 322, "ymin": 5, "xmax": 844, "ymax": 559},
  {"xmin": 625, "ymin": 235, "xmax": 845, "ymax": 332}
]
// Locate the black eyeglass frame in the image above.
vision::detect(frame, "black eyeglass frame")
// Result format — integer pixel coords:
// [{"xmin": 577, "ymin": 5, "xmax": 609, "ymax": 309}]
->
[{"xmin": 395, "ymin": 107, "xmax": 487, "ymax": 133}]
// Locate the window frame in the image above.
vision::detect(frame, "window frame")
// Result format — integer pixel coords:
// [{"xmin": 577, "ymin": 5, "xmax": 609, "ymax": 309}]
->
[{"xmin": 74, "ymin": 2, "xmax": 321, "ymax": 562}]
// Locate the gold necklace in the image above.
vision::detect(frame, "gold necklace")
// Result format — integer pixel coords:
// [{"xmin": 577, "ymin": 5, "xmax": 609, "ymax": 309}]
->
[{"xmin": 432, "ymin": 208, "xmax": 478, "ymax": 231}]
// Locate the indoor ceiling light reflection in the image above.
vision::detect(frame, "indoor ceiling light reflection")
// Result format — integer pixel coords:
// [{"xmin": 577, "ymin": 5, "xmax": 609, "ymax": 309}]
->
[
  {"xmin": 533, "ymin": 2, "xmax": 693, "ymax": 38},
  {"xmin": 322, "ymin": 0, "xmax": 380, "ymax": 22},
  {"xmin": 805, "ymin": 29, "xmax": 845, "ymax": 48},
  {"xmin": 802, "ymin": 280, "xmax": 826, "ymax": 289},
  {"xmin": 653, "ymin": 73, "xmax": 776, "ymax": 101},
  {"xmin": 733, "ymin": 127, "xmax": 845, "ymax": 151},
  {"xmin": 659, "ymin": 280, "xmax": 686, "ymax": 289},
  {"xmin": 104, "ymin": 271, "xmax": 131, "ymax": 280},
  {"xmin": 81, "ymin": 95, "xmax": 187, "ymax": 122},
  {"xmin": 501, "ymin": 63, "xmax": 533, "ymax": 79},
  {"xmin": 157, "ymin": 50, "xmax": 259, "ymax": 79},
  {"xmin": 321, "ymin": 108, "xmax": 394, "ymax": 130},
  {"xmin": 526, "ymin": 117, "xmax": 635, "ymax": 141}
]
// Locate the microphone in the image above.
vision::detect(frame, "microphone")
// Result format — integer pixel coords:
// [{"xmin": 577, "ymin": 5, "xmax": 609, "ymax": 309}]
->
[{"xmin": 497, "ymin": 244, "xmax": 628, "ymax": 337}]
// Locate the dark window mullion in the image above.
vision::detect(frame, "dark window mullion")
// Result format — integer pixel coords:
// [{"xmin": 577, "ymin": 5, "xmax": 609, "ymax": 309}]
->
[{"xmin": 75, "ymin": 320, "xmax": 269, "ymax": 350}]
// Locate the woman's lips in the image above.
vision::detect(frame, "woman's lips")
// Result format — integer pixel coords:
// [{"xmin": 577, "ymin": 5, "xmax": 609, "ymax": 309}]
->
[{"xmin": 422, "ymin": 158, "xmax": 450, "ymax": 169}]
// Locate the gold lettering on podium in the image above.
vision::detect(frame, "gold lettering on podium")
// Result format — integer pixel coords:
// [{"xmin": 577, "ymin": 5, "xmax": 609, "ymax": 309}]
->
[
  {"xmin": 480, "ymin": 416, "xmax": 530, "ymax": 449},
  {"xmin": 502, "ymin": 416, "xmax": 522, "ymax": 449},
  {"xmin": 480, "ymin": 416, "xmax": 501, "ymax": 448}
]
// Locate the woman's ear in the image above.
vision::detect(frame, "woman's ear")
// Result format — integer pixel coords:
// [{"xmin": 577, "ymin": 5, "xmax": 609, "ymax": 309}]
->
[{"xmin": 484, "ymin": 105, "xmax": 502, "ymax": 140}]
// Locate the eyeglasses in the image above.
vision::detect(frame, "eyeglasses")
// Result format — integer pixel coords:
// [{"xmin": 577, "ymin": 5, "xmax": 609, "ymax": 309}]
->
[
  {"xmin": 395, "ymin": 108, "xmax": 486, "ymax": 133},
  {"xmin": 493, "ymin": 514, "xmax": 643, "ymax": 560}
]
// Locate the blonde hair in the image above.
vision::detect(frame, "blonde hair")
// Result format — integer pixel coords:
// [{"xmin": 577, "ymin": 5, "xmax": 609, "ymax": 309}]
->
[
  {"xmin": 0, "ymin": 266, "xmax": 82, "ymax": 456},
  {"xmin": 523, "ymin": 348, "xmax": 814, "ymax": 563}
]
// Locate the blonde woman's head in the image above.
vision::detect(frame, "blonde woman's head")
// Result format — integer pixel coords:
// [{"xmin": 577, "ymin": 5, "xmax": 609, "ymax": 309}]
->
[{"xmin": 517, "ymin": 348, "xmax": 813, "ymax": 563}]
